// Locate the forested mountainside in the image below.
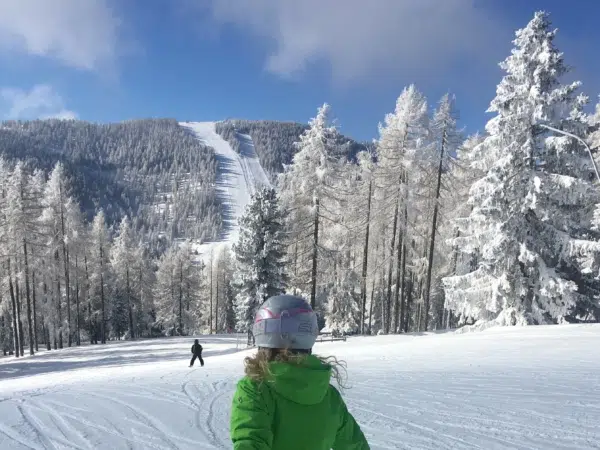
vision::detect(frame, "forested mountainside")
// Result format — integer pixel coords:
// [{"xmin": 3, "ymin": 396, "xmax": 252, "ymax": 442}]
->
[
  {"xmin": 215, "ymin": 119, "xmax": 370, "ymax": 177},
  {"xmin": 0, "ymin": 118, "xmax": 366, "ymax": 252},
  {"xmin": 0, "ymin": 119, "xmax": 221, "ymax": 252}
]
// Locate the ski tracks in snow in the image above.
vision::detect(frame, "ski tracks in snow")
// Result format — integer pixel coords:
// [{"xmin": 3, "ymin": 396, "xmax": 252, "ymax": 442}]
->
[
  {"xmin": 181, "ymin": 380, "xmax": 231, "ymax": 449},
  {"xmin": 0, "ymin": 379, "xmax": 235, "ymax": 450},
  {"xmin": 1, "ymin": 328, "xmax": 600, "ymax": 449}
]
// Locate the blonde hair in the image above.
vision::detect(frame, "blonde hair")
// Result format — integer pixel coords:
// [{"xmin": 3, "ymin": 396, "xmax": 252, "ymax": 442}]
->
[{"xmin": 244, "ymin": 348, "xmax": 348, "ymax": 389}]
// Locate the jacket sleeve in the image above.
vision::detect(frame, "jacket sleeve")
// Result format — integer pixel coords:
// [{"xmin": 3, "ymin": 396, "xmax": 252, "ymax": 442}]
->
[
  {"xmin": 331, "ymin": 387, "xmax": 370, "ymax": 450},
  {"xmin": 230, "ymin": 378, "xmax": 273, "ymax": 450},
  {"xmin": 191, "ymin": 345, "xmax": 194, "ymax": 353}
]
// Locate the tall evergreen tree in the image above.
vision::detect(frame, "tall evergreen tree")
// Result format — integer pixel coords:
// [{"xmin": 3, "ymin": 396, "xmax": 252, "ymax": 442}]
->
[
  {"xmin": 233, "ymin": 187, "xmax": 288, "ymax": 343},
  {"xmin": 443, "ymin": 11, "xmax": 600, "ymax": 326},
  {"xmin": 111, "ymin": 216, "xmax": 136, "ymax": 339},
  {"xmin": 6, "ymin": 163, "xmax": 45, "ymax": 355},
  {"xmin": 278, "ymin": 104, "xmax": 342, "ymax": 309},
  {"xmin": 375, "ymin": 85, "xmax": 430, "ymax": 333},
  {"xmin": 154, "ymin": 245, "xmax": 199, "ymax": 336},
  {"xmin": 421, "ymin": 94, "xmax": 461, "ymax": 331},
  {"xmin": 90, "ymin": 210, "xmax": 110, "ymax": 343}
]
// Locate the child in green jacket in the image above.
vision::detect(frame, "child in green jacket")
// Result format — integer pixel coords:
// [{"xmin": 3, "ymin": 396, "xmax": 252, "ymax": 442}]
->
[{"xmin": 230, "ymin": 295, "xmax": 370, "ymax": 450}]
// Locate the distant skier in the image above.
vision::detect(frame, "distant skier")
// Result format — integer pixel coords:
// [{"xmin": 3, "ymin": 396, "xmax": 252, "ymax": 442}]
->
[
  {"xmin": 230, "ymin": 295, "xmax": 370, "ymax": 449},
  {"xmin": 189, "ymin": 339, "xmax": 204, "ymax": 367}
]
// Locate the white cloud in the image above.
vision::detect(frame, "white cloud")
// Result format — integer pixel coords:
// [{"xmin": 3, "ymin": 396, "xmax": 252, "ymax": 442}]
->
[
  {"xmin": 202, "ymin": 0, "xmax": 506, "ymax": 83},
  {"xmin": 1, "ymin": 84, "xmax": 78, "ymax": 120},
  {"xmin": 0, "ymin": 0, "xmax": 121, "ymax": 71}
]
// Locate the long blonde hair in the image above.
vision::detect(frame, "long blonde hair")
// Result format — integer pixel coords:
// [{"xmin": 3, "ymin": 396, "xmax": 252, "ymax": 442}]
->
[{"xmin": 244, "ymin": 348, "xmax": 348, "ymax": 389}]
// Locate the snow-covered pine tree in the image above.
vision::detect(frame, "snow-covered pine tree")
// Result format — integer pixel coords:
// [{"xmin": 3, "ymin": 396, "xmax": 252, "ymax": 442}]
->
[
  {"xmin": 131, "ymin": 239, "xmax": 156, "ymax": 338},
  {"xmin": 233, "ymin": 187, "xmax": 287, "ymax": 343},
  {"xmin": 589, "ymin": 99, "xmax": 600, "ymax": 153},
  {"xmin": 6, "ymin": 162, "xmax": 45, "ymax": 355},
  {"xmin": 63, "ymin": 197, "xmax": 86, "ymax": 345},
  {"xmin": 40, "ymin": 162, "xmax": 74, "ymax": 348},
  {"xmin": 374, "ymin": 85, "xmax": 430, "ymax": 333},
  {"xmin": 154, "ymin": 244, "xmax": 199, "ymax": 336},
  {"xmin": 443, "ymin": 11, "xmax": 600, "ymax": 326},
  {"xmin": 28, "ymin": 169, "xmax": 47, "ymax": 351},
  {"xmin": 214, "ymin": 247, "xmax": 235, "ymax": 333},
  {"xmin": 110, "ymin": 216, "xmax": 136, "ymax": 339},
  {"xmin": 441, "ymin": 133, "xmax": 486, "ymax": 328},
  {"xmin": 278, "ymin": 103, "xmax": 342, "ymax": 309},
  {"xmin": 0, "ymin": 159, "xmax": 16, "ymax": 356},
  {"xmin": 355, "ymin": 151, "xmax": 376, "ymax": 334},
  {"xmin": 422, "ymin": 94, "xmax": 462, "ymax": 331},
  {"xmin": 89, "ymin": 210, "xmax": 111, "ymax": 343},
  {"xmin": 325, "ymin": 267, "xmax": 361, "ymax": 335},
  {"xmin": 588, "ymin": 99, "xmax": 600, "ymax": 232}
]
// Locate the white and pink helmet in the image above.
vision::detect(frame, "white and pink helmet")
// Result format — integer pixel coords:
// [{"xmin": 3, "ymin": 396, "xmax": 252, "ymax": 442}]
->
[{"xmin": 252, "ymin": 295, "xmax": 319, "ymax": 350}]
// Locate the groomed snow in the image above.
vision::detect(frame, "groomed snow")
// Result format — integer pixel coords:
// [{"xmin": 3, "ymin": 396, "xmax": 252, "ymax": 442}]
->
[
  {"xmin": 178, "ymin": 122, "xmax": 270, "ymax": 261},
  {"xmin": 1, "ymin": 325, "xmax": 600, "ymax": 449}
]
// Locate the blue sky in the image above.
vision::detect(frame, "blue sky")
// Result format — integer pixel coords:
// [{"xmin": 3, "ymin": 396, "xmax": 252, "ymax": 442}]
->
[{"xmin": 0, "ymin": 0, "xmax": 598, "ymax": 142}]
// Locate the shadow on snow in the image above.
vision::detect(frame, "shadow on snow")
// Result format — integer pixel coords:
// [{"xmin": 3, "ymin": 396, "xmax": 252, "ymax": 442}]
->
[{"xmin": 0, "ymin": 335, "xmax": 248, "ymax": 381}]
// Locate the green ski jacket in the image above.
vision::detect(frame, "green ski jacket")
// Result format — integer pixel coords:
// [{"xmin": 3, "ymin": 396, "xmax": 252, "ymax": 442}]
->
[{"xmin": 230, "ymin": 354, "xmax": 369, "ymax": 450}]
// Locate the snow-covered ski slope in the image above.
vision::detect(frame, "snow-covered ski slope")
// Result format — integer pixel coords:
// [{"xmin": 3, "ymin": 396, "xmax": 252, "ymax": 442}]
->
[
  {"xmin": 1, "ymin": 325, "xmax": 600, "ymax": 450},
  {"xmin": 179, "ymin": 122, "xmax": 270, "ymax": 259}
]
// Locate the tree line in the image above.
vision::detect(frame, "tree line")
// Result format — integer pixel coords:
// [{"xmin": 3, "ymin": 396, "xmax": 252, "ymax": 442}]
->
[
  {"xmin": 0, "ymin": 159, "xmax": 235, "ymax": 357},
  {"xmin": 234, "ymin": 11, "xmax": 600, "ymax": 336},
  {"xmin": 0, "ymin": 118, "xmax": 222, "ymax": 256}
]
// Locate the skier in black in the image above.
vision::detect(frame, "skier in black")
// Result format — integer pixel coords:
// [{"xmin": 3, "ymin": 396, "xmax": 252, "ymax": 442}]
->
[{"xmin": 190, "ymin": 339, "xmax": 204, "ymax": 367}]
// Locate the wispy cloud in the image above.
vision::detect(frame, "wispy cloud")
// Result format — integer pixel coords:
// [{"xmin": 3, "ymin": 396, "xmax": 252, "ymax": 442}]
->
[
  {"xmin": 0, "ymin": 0, "xmax": 122, "ymax": 71},
  {"xmin": 1, "ymin": 84, "xmax": 77, "ymax": 120},
  {"xmin": 200, "ymin": 0, "xmax": 507, "ymax": 84}
]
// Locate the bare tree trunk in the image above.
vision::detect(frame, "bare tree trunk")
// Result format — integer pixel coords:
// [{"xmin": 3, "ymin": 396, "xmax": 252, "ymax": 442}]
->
[
  {"xmin": 392, "ymin": 232, "xmax": 403, "ymax": 334},
  {"xmin": 11, "ymin": 259, "xmax": 25, "ymax": 357},
  {"xmin": 8, "ymin": 261, "xmax": 20, "ymax": 358},
  {"xmin": 209, "ymin": 251, "xmax": 213, "ymax": 334},
  {"xmin": 1, "ymin": 315, "xmax": 8, "ymax": 356},
  {"xmin": 42, "ymin": 321, "xmax": 47, "ymax": 351},
  {"xmin": 360, "ymin": 180, "xmax": 372, "ymax": 335},
  {"xmin": 54, "ymin": 250, "xmax": 64, "ymax": 349},
  {"xmin": 75, "ymin": 255, "xmax": 81, "ymax": 345},
  {"xmin": 64, "ymin": 246, "xmax": 71, "ymax": 347},
  {"xmin": 423, "ymin": 128, "xmax": 446, "ymax": 332},
  {"xmin": 43, "ymin": 282, "xmax": 51, "ymax": 350},
  {"xmin": 368, "ymin": 277, "xmax": 375, "ymax": 335},
  {"xmin": 140, "ymin": 266, "xmax": 147, "ymax": 338},
  {"xmin": 310, "ymin": 197, "xmax": 320, "ymax": 309},
  {"xmin": 99, "ymin": 245, "xmax": 106, "ymax": 344},
  {"xmin": 215, "ymin": 258, "xmax": 220, "ymax": 334},
  {"xmin": 32, "ymin": 266, "xmax": 38, "ymax": 352},
  {"xmin": 23, "ymin": 240, "xmax": 34, "ymax": 355},
  {"xmin": 404, "ymin": 274, "xmax": 414, "ymax": 333},
  {"xmin": 399, "ymin": 236, "xmax": 407, "ymax": 333},
  {"xmin": 84, "ymin": 254, "xmax": 94, "ymax": 344},
  {"xmin": 178, "ymin": 258, "xmax": 183, "ymax": 335},
  {"xmin": 367, "ymin": 239, "xmax": 381, "ymax": 334},
  {"xmin": 384, "ymin": 192, "xmax": 400, "ymax": 334},
  {"xmin": 57, "ymin": 180, "xmax": 71, "ymax": 347},
  {"xmin": 56, "ymin": 277, "xmax": 63, "ymax": 349},
  {"xmin": 126, "ymin": 267, "xmax": 134, "ymax": 339}
]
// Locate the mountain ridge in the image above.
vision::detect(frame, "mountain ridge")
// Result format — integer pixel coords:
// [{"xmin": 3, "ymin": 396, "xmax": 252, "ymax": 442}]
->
[{"xmin": 0, "ymin": 117, "xmax": 366, "ymax": 254}]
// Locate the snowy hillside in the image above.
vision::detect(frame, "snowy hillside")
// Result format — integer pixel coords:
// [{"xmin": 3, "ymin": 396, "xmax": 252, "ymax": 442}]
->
[
  {"xmin": 1, "ymin": 325, "xmax": 599, "ymax": 449},
  {"xmin": 179, "ymin": 122, "xmax": 270, "ymax": 259}
]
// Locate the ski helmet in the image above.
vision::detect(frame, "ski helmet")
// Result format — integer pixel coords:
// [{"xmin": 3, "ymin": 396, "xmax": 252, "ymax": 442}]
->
[{"xmin": 252, "ymin": 295, "xmax": 319, "ymax": 350}]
